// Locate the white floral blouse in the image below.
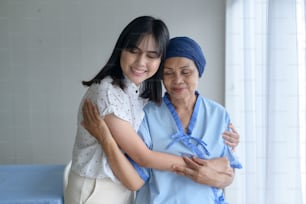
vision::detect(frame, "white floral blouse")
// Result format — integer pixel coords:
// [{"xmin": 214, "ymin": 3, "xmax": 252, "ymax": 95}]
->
[{"xmin": 70, "ymin": 76, "xmax": 147, "ymax": 183}]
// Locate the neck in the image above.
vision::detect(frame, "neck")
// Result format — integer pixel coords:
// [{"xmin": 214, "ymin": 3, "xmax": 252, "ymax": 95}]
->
[
  {"xmin": 170, "ymin": 94, "xmax": 197, "ymax": 111},
  {"xmin": 167, "ymin": 94, "xmax": 197, "ymax": 132}
]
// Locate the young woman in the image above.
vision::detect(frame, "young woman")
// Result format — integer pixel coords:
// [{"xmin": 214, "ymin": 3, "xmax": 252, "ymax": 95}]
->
[{"xmin": 65, "ymin": 16, "xmax": 170, "ymax": 204}]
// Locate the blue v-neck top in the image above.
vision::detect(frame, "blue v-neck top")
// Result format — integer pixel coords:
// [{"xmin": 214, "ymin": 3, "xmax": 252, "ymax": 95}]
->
[{"xmin": 133, "ymin": 92, "xmax": 242, "ymax": 204}]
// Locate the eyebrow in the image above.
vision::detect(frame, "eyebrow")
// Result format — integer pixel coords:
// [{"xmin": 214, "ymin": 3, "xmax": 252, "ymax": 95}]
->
[
  {"xmin": 134, "ymin": 46, "xmax": 160, "ymax": 54},
  {"xmin": 147, "ymin": 50, "xmax": 160, "ymax": 55},
  {"xmin": 163, "ymin": 65, "xmax": 190, "ymax": 69}
]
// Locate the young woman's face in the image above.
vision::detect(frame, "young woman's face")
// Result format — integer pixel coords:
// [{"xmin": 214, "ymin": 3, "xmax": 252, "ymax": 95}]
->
[
  {"xmin": 120, "ymin": 35, "xmax": 161, "ymax": 85},
  {"xmin": 162, "ymin": 57, "xmax": 199, "ymax": 101}
]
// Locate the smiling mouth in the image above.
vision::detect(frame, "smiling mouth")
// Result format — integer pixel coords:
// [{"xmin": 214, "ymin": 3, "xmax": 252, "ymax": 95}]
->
[
  {"xmin": 132, "ymin": 67, "xmax": 147, "ymax": 75},
  {"xmin": 172, "ymin": 87, "xmax": 185, "ymax": 92}
]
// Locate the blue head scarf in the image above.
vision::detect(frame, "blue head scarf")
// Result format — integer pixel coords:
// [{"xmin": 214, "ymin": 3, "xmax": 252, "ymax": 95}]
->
[{"xmin": 165, "ymin": 37, "xmax": 206, "ymax": 77}]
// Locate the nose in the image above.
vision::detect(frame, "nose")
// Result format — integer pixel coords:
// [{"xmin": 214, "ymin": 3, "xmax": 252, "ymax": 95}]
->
[
  {"xmin": 173, "ymin": 72, "xmax": 183, "ymax": 84},
  {"xmin": 135, "ymin": 53, "xmax": 146, "ymax": 66}
]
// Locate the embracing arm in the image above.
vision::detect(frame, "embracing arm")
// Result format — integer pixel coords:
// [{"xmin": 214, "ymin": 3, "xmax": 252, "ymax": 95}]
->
[
  {"xmin": 105, "ymin": 114, "xmax": 240, "ymax": 171},
  {"xmin": 82, "ymin": 100, "xmax": 239, "ymax": 189},
  {"xmin": 105, "ymin": 114, "xmax": 186, "ymax": 171},
  {"xmin": 82, "ymin": 99, "xmax": 185, "ymax": 168},
  {"xmin": 82, "ymin": 99, "xmax": 144, "ymax": 190}
]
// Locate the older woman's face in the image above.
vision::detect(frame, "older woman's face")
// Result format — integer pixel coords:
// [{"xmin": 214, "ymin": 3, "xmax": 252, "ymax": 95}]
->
[{"xmin": 163, "ymin": 57, "xmax": 199, "ymax": 100}]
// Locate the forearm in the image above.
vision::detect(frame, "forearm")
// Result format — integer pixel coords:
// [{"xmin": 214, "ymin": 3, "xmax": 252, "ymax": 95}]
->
[
  {"xmin": 135, "ymin": 149, "xmax": 186, "ymax": 171},
  {"xmin": 104, "ymin": 116, "xmax": 186, "ymax": 172},
  {"xmin": 99, "ymin": 134, "xmax": 144, "ymax": 191},
  {"xmin": 81, "ymin": 106, "xmax": 144, "ymax": 190}
]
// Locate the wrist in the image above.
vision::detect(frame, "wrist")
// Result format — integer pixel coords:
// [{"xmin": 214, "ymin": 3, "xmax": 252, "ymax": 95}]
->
[{"xmin": 99, "ymin": 129, "xmax": 116, "ymax": 146}]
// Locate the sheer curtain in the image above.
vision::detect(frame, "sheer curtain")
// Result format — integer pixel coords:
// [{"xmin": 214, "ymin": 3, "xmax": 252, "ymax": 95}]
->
[{"xmin": 225, "ymin": 0, "xmax": 306, "ymax": 203}]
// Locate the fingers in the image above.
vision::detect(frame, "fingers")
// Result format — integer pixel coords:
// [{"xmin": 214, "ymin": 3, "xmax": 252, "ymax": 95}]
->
[
  {"xmin": 85, "ymin": 99, "xmax": 94, "ymax": 121},
  {"xmin": 229, "ymin": 123, "xmax": 238, "ymax": 134},
  {"xmin": 183, "ymin": 156, "xmax": 203, "ymax": 170},
  {"xmin": 172, "ymin": 156, "xmax": 201, "ymax": 177},
  {"xmin": 85, "ymin": 99, "xmax": 96, "ymax": 121},
  {"xmin": 223, "ymin": 133, "xmax": 238, "ymax": 145},
  {"xmin": 223, "ymin": 138, "xmax": 238, "ymax": 151},
  {"xmin": 190, "ymin": 157, "xmax": 207, "ymax": 166},
  {"xmin": 80, "ymin": 99, "xmax": 110, "ymax": 143},
  {"xmin": 223, "ymin": 123, "xmax": 240, "ymax": 150},
  {"xmin": 224, "ymin": 168, "xmax": 234, "ymax": 177},
  {"xmin": 81, "ymin": 99, "xmax": 101, "ymax": 132},
  {"xmin": 228, "ymin": 124, "xmax": 240, "ymax": 144},
  {"xmin": 82, "ymin": 99, "xmax": 100, "ymax": 121},
  {"xmin": 91, "ymin": 101, "xmax": 100, "ymax": 121},
  {"xmin": 172, "ymin": 164, "xmax": 195, "ymax": 178},
  {"xmin": 81, "ymin": 100, "xmax": 90, "ymax": 128}
]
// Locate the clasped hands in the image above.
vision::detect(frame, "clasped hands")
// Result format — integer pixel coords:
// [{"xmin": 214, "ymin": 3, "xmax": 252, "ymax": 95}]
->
[
  {"xmin": 171, "ymin": 156, "xmax": 234, "ymax": 188},
  {"xmin": 81, "ymin": 99, "xmax": 235, "ymax": 188}
]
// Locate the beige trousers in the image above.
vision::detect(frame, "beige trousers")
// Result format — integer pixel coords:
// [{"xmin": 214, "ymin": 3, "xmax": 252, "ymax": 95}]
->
[{"xmin": 64, "ymin": 171, "xmax": 134, "ymax": 204}]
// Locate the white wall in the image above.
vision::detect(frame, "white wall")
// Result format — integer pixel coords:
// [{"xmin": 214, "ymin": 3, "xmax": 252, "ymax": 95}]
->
[{"xmin": 0, "ymin": 0, "xmax": 225, "ymax": 164}]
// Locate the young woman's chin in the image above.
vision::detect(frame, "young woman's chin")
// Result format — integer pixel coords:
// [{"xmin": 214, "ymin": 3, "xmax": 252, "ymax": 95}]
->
[{"xmin": 128, "ymin": 73, "xmax": 151, "ymax": 85}]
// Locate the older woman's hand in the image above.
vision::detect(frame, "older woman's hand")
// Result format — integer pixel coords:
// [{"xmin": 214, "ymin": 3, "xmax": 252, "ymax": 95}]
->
[
  {"xmin": 81, "ymin": 99, "xmax": 111, "ymax": 144},
  {"xmin": 171, "ymin": 157, "xmax": 234, "ymax": 188},
  {"xmin": 223, "ymin": 123, "xmax": 240, "ymax": 151}
]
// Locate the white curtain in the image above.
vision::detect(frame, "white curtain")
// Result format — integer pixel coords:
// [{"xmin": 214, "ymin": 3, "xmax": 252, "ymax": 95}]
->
[{"xmin": 225, "ymin": 0, "xmax": 306, "ymax": 203}]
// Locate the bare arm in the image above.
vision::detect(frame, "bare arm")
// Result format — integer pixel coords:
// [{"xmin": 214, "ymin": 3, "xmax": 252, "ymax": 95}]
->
[
  {"xmin": 82, "ymin": 99, "xmax": 185, "ymax": 171},
  {"xmin": 104, "ymin": 114, "xmax": 186, "ymax": 170},
  {"xmin": 82, "ymin": 100, "xmax": 239, "ymax": 189},
  {"xmin": 172, "ymin": 157, "xmax": 234, "ymax": 188},
  {"xmin": 82, "ymin": 99, "xmax": 144, "ymax": 190},
  {"xmin": 105, "ymin": 114, "xmax": 240, "ymax": 171}
]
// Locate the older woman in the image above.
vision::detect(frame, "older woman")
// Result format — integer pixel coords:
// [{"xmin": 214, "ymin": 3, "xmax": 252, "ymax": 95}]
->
[{"xmin": 82, "ymin": 36, "xmax": 242, "ymax": 204}]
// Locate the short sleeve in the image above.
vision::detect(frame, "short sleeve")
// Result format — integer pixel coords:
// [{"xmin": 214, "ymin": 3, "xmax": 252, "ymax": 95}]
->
[
  {"xmin": 95, "ymin": 79, "xmax": 132, "ymax": 122},
  {"xmin": 223, "ymin": 115, "xmax": 243, "ymax": 169},
  {"xmin": 222, "ymin": 145, "xmax": 243, "ymax": 169}
]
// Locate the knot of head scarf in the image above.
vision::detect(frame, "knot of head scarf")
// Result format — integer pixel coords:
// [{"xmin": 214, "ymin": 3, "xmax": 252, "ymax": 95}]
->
[{"xmin": 165, "ymin": 36, "xmax": 206, "ymax": 77}]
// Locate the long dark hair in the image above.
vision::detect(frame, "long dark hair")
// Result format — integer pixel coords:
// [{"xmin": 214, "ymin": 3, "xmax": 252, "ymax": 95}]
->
[{"xmin": 82, "ymin": 16, "xmax": 169, "ymax": 104}]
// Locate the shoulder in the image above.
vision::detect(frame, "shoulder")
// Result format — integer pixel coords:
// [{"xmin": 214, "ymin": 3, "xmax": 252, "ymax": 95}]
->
[
  {"xmin": 199, "ymin": 96, "xmax": 230, "ymax": 121},
  {"xmin": 86, "ymin": 76, "xmax": 112, "ymax": 93},
  {"xmin": 143, "ymin": 101, "xmax": 165, "ymax": 113},
  {"xmin": 87, "ymin": 76, "xmax": 124, "ymax": 98},
  {"xmin": 83, "ymin": 77, "xmax": 127, "ymax": 110},
  {"xmin": 99, "ymin": 77, "xmax": 120, "ymax": 91},
  {"xmin": 200, "ymin": 95, "xmax": 226, "ymax": 111}
]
